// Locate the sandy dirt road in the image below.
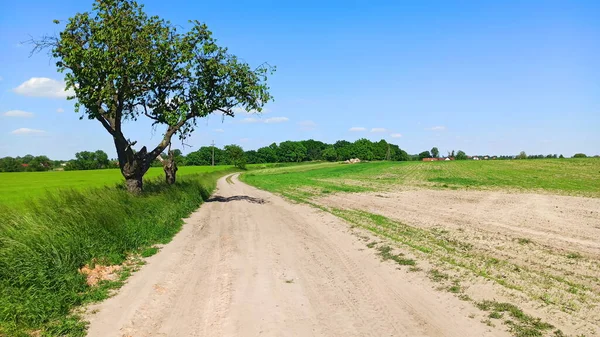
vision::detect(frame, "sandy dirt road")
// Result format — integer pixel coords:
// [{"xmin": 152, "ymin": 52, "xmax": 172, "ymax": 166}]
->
[{"xmin": 86, "ymin": 174, "xmax": 508, "ymax": 337}]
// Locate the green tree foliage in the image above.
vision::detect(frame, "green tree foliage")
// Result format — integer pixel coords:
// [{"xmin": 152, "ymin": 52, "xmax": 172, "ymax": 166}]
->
[
  {"xmin": 225, "ymin": 144, "xmax": 247, "ymax": 169},
  {"xmin": 301, "ymin": 139, "xmax": 328, "ymax": 161},
  {"xmin": 517, "ymin": 151, "xmax": 527, "ymax": 159},
  {"xmin": 455, "ymin": 150, "xmax": 468, "ymax": 160},
  {"xmin": 256, "ymin": 144, "xmax": 279, "ymax": 163},
  {"xmin": 573, "ymin": 153, "xmax": 587, "ymax": 158},
  {"xmin": 431, "ymin": 147, "xmax": 439, "ymax": 158},
  {"xmin": 33, "ymin": 0, "xmax": 273, "ymax": 192},
  {"xmin": 353, "ymin": 138, "xmax": 375, "ymax": 161},
  {"xmin": 65, "ymin": 150, "xmax": 110, "ymax": 170},
  {"xmin": 0, "ymin": 156, "xmax": 53, "ymax": 172},
  {"xmin": 389, "ymin": 144, "xmax": 409, "ymax": 161},
  {"xmin": 244, "ymin": 150, "xmax": 260, "ymax": 164},
  {"xmin": 333, "ymin": 140, "xmax": 353, "ymax": 161},
  {"xmin": 278, "ymin": 141, "xmax": 307, "ymax": 162},
  {"xmin": 185, "ymin": 147, "xmax": 225, "ymax": 166},
  {"xmin": 321, "ymin": 146, "xmax": 338, "ymax": 162},
  {"xmin": 418, "ymin": 151, "xmax": 432, "ymax": 160}
]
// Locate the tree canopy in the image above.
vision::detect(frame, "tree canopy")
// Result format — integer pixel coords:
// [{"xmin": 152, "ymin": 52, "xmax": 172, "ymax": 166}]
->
[
  {"xmin": 65, "ymin": 150, "xmax": 110, "ymax": 170},
  {"xmin": 33, "ymin": 0, "xmax": 273, "ymax": 192},
  {"xmin": 224, "ymin": 145, "xmax": 247, "ymax": 169}
]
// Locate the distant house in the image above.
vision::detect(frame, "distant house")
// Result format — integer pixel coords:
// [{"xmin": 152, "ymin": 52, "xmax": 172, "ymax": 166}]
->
[
  {"xmin": 484, "ymin": 156, "xmax": 489, "ymax": 160},
  {"xmin": 473, "ymin": 156, "xmax": 480, "ymax": 160},
  {"xmin": 423, "ymin": 157, "xmax": 454, "ymax": 162}
]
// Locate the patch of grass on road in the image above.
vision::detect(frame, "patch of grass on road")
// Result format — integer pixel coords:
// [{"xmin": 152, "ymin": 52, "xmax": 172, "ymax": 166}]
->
[
  {"xmin": 376, "ymin": 245, "xmax": 416, "ymax": 266},
  {"xmin": 476, "ymin": 300, "xmax": 555, "ymax": 337}
]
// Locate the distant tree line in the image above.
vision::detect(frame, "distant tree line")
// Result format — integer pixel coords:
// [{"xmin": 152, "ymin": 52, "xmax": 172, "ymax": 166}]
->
[
  {"xmin": 184, "ymin": 139, "xmax": 410, "ymax": 166},
  {"xmin": 0, "ymin": 142, "xmax": 596, "ymax": 172}
]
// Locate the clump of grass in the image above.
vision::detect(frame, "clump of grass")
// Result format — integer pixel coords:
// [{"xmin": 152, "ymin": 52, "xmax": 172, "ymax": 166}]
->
[
  {"xmin": 377, "ymin": 245, "xmax": 416, "ymax": 266},
  {"xmin": 0, "ymin": 169, "xmax": 235, "ymax": 336},
  {"xmin": 489, "ymin": 311, "xmax": 503, "ymax": 319},
  {"xmin": 448, "ymin": 283, "xmax": 461, "ymax": 293},
  {"xmin": 566, "ymin": 252, "xmax": 582, "ymax": 259},
  {"xmin": 141, "ymin": 247, "xmax": 159, "ymax": 258},
  {"xmin": 428, "ymin": 269, "xmax": 450, "ymax": 282},
  {"xmin": 517, "ymin": 238, "xmax": 532, "ymax": 245},
  {"xmin": 366, "ymin": 241, "xmax": 377, "ymax": 248},
  {"xmin": 476, "ymin": 300, "xmax": 553, "ymax": 337}
]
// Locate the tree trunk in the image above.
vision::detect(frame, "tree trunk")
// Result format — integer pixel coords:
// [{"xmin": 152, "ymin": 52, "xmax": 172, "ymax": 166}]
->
[
  {"xmin": 121, "ymin": 158, "xmax": 145, "ymax": 194},
  {"xmin": 157, "ymin": 150, "xmax": 178, "ymax": 185},
  {"xmin": 163, "ymin": 158, "xmax": 177, "ymax": 185},
  {"xmin": 115, "ymin": 137, "xmax": 149, "ymax": 194},
  {"xmin": 125, "ymin": 174, "xmax": 143, "ymax": 194}
]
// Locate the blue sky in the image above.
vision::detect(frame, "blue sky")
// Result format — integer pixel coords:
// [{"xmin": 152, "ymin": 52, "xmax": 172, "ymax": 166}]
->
[{"xmin": 1, "ymin": 0, "xmax": 598, "ymax": 159}]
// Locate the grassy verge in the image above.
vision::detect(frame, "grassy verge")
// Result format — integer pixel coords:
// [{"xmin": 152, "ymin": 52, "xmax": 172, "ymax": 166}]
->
[{"xmin": 0, "ymin": 168, "xmax": 237, "ymax": 336}]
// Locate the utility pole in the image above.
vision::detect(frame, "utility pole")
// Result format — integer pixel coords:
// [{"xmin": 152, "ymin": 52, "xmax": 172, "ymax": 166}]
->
[
  {"xmin": 386, "ymin": 143, "xmax": 391, "ymax": 161},
  {"xmin": 211, "ymin": 140, "xmax": 215, "ymax": 166}
]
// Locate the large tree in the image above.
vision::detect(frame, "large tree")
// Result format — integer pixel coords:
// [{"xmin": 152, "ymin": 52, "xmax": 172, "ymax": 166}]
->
[
  {"xmin": 225, "ymin": 144, "xmax": 247, "ymax": 169},
  {"xmin": 431, "ymin": 147, "xmax": 439, "ymax": 158},
  {"xmin": 33, "ymin": 0, "xmax": 273, "ymax": 193}
]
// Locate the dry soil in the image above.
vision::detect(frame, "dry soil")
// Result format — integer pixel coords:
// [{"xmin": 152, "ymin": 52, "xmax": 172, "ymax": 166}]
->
[{"xmin": 86, "ymin": 174, "xmax": 509, "ymax": 337}]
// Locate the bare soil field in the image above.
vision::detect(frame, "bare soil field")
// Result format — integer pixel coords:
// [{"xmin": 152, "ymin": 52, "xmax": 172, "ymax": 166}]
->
[
  {"xmin": 85, "ymin": 175, "xmax": 511, "ymax": 337},
  {"xmin": 316, "ymin": 189, "xmax": 600, "ymax": 336}
]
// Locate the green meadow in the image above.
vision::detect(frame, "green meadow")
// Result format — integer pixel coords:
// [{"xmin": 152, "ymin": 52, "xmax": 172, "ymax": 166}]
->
[
  {"xmin": 243, "ymin": 158, "xmax": 600, "ymax": 200},
  {"xmin": 0, "ymin": 165, "xmax": 231, "ymax": 207}
]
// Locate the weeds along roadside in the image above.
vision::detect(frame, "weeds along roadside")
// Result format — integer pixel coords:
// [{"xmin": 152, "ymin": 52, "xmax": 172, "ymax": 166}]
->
[{"xmin": 0, "ymin": 168, "xmax": 237, "ymax": 336}]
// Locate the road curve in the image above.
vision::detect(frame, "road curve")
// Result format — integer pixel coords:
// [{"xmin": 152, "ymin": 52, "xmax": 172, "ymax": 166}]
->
[{"xmin": 86, "ymin": 174, "xmax": 508, "ymax": 337}]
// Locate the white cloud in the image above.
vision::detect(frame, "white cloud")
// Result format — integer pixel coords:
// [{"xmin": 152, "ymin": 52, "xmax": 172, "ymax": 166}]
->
[
  {"xmin": 264, "ymin": 117, "xmax": 289, "ymax": 124},
  {"xmin": 3, "ymin": 110, "xmax": 34, "ymax": 118},
  {"xmin": 232, "ymin": 106, "xmax": 270, "ymax": 115},
  {"xmin": 13, "ymin": 77, "xmax": 74, "ymax": 98},
  {"xmin": 371, "ymin": 128, "xmax": 387, "ymax": 133},
  {"xmin": 426, "ymin": 126, "xmax": 447, "ymax": 131},
  {"xmin": 214, "ymin": 128, "xmax": 224, "ymax": 133},
  {"xmin": 56, "ymin": 108, "xmax": 65, "ymax": 113},
  {"xmin": 390, "ymin": 133, "xmax": 402, "ymax": 138},
  {"xmin": 239, "ymin": 138, "xmax": 250, "ymax": 143},
  {"xmin": 349, "ymin": 127, "xmax": 366, "ymax": 132},
  {"xmin": 298, "ymin": 120, "xmax": 317, "ymax": 131},
  {"xmin": 239, "ymin": 116, "xmax": 288, "ymax": 124},
  {"xmin": 10, "ymin": 128, "xmax": 45, "ymax": 135},
  {"xmin": 240, "ymin": 117, "xmax": 260, "ymax": 123}
]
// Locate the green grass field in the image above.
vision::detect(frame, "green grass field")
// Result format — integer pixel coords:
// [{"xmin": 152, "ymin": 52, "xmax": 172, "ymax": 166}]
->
[
  {"xmin": 0, "ymin": 168, "xmax": 238, "ymax": 336},
  {"xmin": 0, "ymin": 165, "xmax": 232, "ymax": 206},
  {"xmin": 243, "ymin": 158, "xmax": 600, "ymax": 199}
]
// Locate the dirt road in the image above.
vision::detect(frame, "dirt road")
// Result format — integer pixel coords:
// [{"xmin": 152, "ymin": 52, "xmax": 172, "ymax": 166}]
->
[{"xmin": 86, "ymin": 174, "xmax": 508, "ymax": 337}]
